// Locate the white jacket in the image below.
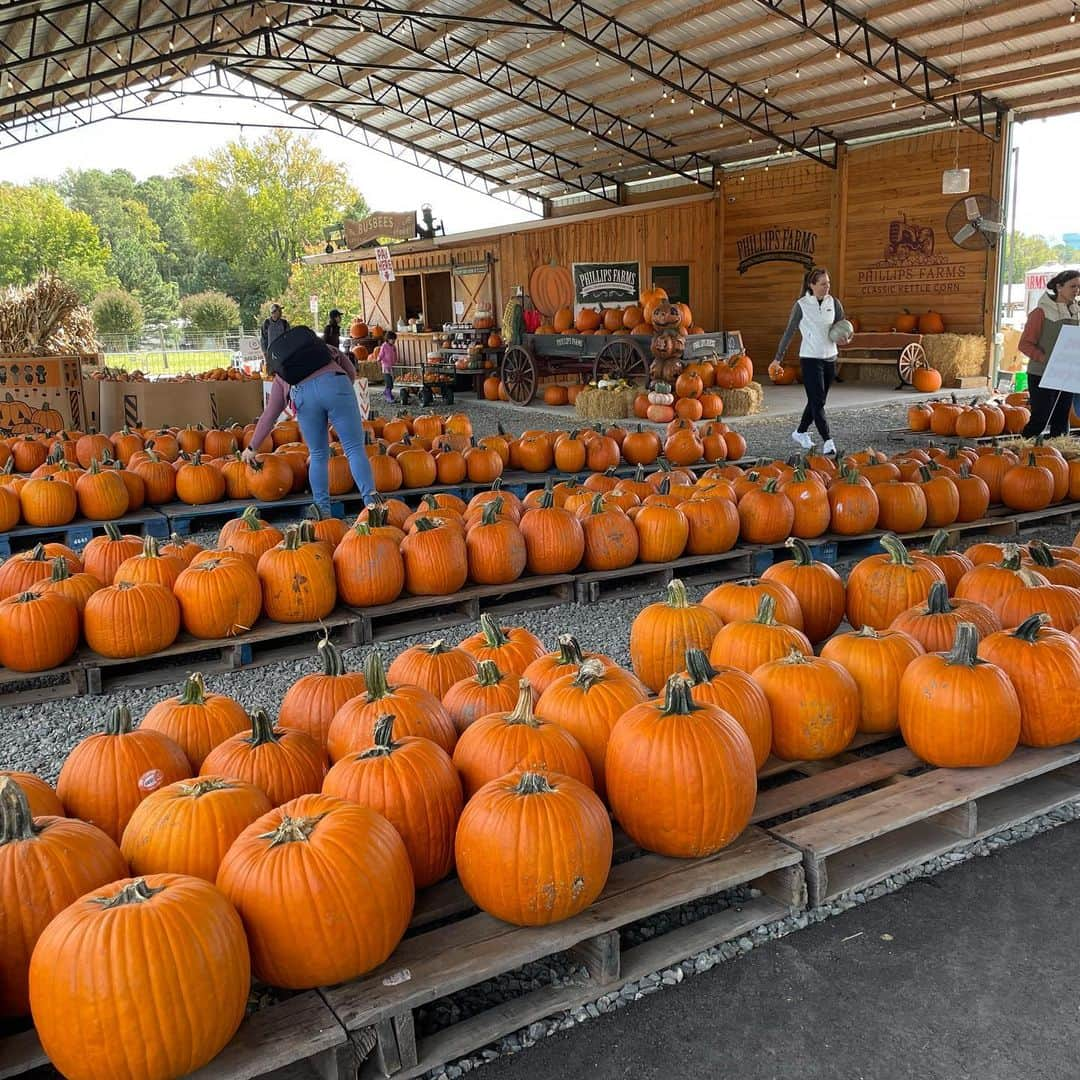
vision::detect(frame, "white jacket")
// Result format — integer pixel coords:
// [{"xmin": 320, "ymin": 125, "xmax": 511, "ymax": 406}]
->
[{"xmin": 795, "ymin": 294, "xmax": 837, "ymax": 359}]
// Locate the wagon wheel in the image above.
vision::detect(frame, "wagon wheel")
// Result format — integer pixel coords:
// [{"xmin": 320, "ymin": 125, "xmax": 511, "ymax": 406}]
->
[
  {"xmin": 501, "ymin": 343, "xmax": 537, "ymax": 404},
  {"xmin": 594, "ymin": 338, "xmax": 649, "ymax": 386},
  {"xmin": 896, "ymin": 342, "xmax": 928, "ymax": 388}
]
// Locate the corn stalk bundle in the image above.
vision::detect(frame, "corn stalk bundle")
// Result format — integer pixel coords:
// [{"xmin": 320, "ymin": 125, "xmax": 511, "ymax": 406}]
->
[{"xmin": 0, "ymin": 273, "xmax": 100, "ymax": 356}]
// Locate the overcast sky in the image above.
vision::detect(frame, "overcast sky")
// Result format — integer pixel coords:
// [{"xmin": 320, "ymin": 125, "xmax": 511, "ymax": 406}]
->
[{"xmin": 0, "ymin": 87, "xmax": 1074, "ymax": 241}]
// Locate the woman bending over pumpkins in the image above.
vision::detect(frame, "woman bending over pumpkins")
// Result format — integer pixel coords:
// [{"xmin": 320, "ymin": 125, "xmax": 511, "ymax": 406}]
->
[{"xmin": 771, "ymin": 267, "xmax": 853, "ymax": 456}]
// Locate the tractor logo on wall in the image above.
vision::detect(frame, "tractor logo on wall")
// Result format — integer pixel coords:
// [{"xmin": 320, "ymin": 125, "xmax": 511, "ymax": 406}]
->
[{"xmin": 882, "ymin": 213, "xmax": 937, "ymax": 264}]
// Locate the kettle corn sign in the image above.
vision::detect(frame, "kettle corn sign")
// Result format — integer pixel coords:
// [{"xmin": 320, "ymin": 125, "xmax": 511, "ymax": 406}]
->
[{"xmin": 856, "ymin": 212, "xmax": 967, "ymax": 297}]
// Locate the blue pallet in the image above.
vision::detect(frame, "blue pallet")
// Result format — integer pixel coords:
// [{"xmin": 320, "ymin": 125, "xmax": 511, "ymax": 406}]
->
[
  {"xmin": 0, "ymin": 509, "xmax": 170, "ymax": 558},
  {"xmin": 159, "ymin": 496, "xmax": 345, "ymax": 537}
]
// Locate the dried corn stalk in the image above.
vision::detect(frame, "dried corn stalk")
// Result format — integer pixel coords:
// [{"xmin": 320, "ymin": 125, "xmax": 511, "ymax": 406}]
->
[{"xmin": 0, "ymin": 273, "xmax": 100, "ymax": 356}]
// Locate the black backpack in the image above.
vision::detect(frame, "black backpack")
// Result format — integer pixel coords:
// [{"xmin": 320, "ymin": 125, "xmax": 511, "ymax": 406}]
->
[{"xmin": 266, "ymin": 326, "xmax": 331, "ymax": 385}]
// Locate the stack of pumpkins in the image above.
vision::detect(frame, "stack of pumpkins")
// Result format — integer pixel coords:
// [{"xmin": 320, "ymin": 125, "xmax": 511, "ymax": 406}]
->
[{"xmin": 907, "ymin": 396, "xmax": 1029, "ymax": 436}]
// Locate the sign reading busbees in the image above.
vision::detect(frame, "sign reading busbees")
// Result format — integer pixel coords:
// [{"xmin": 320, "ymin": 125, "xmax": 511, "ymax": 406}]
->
[{"xmin": 573, "ymin": 262, "xmax": 640, "ymax": 315}]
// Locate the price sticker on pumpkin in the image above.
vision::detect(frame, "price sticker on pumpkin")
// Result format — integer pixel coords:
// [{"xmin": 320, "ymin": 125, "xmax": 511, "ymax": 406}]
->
[{"xmin": 138, "ymin": 769, "xmax": 165, "ymax": 793}]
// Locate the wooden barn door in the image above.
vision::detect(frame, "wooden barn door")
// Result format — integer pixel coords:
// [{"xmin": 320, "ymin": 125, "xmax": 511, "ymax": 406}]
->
[
  {"xmin": 451, "ymin": 256, "xmax": 495, "ymax": 323},
  {"xmin": 360, "ymin": 273, "xmax": 393, "ymax": 330}
]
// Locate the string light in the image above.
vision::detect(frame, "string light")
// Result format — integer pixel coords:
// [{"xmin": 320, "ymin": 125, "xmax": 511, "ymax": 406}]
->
[
  {"xmin": 525, "ymin": 34, "xmax": 530, "ymax": 48},
  {"xmin": 836, "ymin": 49, "xmax": 842, "ymax": 59},
  {"xmin": 595, "ymin": 53, "xmax": 600, "ymax": 66},
  {"xmin": 649, "ymin": 106, "xmax": 655, "ymax": 118},
  {"xmin": 689, "ymin": 104, "xmax": 695, "ymax": 115},
  {"xmin": 763, "ymin": 81, "xmax": 769, "ymax": 95},
  {"xmin": 795, "ymin": 68, "xmax": 801, "ymax": 78},
  {"xmin": 630, "ymin": 71, "xmax": 635, "ymax": 81},
  {"xmin": 560, "ymin": 33, "xmax": 566, "ymax": 46},
  {"xmin": 862, "ymin": 73, "xmax": 869, "ymax": 85},
  {"xmin": 486, "ymin": 31, "xmax": 492, "ymax": 45},
  {"xmin": 1071, "ymin": 3, "xmax": 1077, "ymax": 22},
  {"xmin": 891, "ymin": 94, "xmax": 897, "ymax": 109},
  {"xmin": 719, "ymin": 118, "xmax": 724, "ymax": 128}
]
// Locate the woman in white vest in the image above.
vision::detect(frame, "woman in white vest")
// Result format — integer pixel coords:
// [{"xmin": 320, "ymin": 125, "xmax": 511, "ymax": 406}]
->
[
  {"xmin": 771, "ymin": 267, "xmax": 851, "ymax": 455},
  {"xmin": 1018, "ymin": 269, "xmax": 1080, "ymax": 438}
]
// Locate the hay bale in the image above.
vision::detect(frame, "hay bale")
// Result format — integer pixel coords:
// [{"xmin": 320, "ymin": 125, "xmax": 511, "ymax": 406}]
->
[
  {"xmin": 356, "ymin": 360, "xmax": 383, "ymax": 384},
  {"xmin": 846, "ymin": 363, "xmax": 898, "ymax": 386},
  {"xmin": 718, "ymin": 381, "xmax": 764, "ymax": 417},
  {"xmin": 922, "ymin": 334, "xmax": 988, "ymax": 381},
  {"xmin": 1010, "ymin": 435, "xmax": 1080, "ymax": 461},
  {"xmin": 575, "ymin": 386, "xmax": 636, "ymax": 419}
]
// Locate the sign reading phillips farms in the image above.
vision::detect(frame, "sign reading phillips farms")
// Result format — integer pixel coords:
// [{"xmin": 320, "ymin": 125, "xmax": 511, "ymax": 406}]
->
[
  {"xmin": 736, "ymin": 228, "xmax": 818, "ymax": 274},
  {"xmin": 573, "ymin": 262, "xmax": 640, "ymax": 313}
]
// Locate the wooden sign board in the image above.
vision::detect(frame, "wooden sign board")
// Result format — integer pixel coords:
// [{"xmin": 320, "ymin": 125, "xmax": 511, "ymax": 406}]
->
[
  {"xmin": 573, "ymin": 262, "xmax": 639, "ymax": 315},
  {"xmin": 344, "ymin": 212, "xmax": 416, "ymax": 249}
]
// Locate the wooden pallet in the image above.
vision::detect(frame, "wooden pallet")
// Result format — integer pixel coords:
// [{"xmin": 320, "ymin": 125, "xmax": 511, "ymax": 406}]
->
[
  {"xmin": 883, "ymin": 428, "xmax": 1022, "ymax": 446},
  {"xmin": 320, "ymin": 828, "xmax": 804, "ymax": 1080},
  {"xmin": 767, "ymin": 742, "xmax": 1080, "ymax": 906},
  {"xmin": 156, "ymin": 496, "xmax": 343, "ymax": 538},
  {"xmin": 573, "ymin": 548, "xmax": 754, "ymax": 603},
  {"xmin": 987, "ymin": 502, "xmax": 1079, "ymax": 533},
  {"xmin": 0, "ymin": 991, "xmax": 352, "ymax": 1080},
  {"xmin": 0, "ymin": 508, "xmax": 170, "ymax": 558},
  {"xmin": 0, "ymin": 610, "xmax": 361, "ymax": 706},
  {"xmin": 354, "ymin": 574, "xmax": 576, "ymax": 644}
]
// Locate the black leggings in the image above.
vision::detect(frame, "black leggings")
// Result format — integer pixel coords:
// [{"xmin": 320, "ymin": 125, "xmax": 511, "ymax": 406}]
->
[
  {"xmin": 1022, "ymin": 372, "xmax": 1073, "ymax": 438},
  {"xmin": 798, "ymin": 356, "xmax": 835, "ymax": 439}
]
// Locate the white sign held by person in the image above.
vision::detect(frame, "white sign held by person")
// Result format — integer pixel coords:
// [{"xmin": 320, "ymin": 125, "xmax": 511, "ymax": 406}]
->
[{"xmin": 1040, "ymin": 324, "xmax": 1080, "ymax": 394}]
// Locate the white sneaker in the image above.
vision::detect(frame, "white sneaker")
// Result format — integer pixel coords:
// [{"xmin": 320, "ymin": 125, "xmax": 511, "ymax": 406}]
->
[
  {"xmin": 791, "ymin": 430, "xmax": 813, "ymax": 450},
  {"xmin": 822, "ymin": 438, "xmax": 836, "ymax": 455}
]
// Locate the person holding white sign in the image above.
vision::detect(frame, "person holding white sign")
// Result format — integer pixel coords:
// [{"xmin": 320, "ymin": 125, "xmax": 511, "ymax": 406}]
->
[{"xmin": 1018, "ymin": 269, "xmax": 1080, "ymax": 438}]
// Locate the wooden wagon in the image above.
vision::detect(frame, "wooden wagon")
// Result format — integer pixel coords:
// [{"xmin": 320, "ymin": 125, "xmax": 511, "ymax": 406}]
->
[
  {"xmin": 500, "ymin": 331, "xmax": 733, "ymax": 405},
  {"xmin": 836, "ymin": 332, "xmax": 928, "ymax": 389}
]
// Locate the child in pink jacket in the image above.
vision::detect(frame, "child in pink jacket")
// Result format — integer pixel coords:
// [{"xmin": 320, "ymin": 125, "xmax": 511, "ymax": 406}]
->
[{"xmin": 379, "ymin": 332, "xmax": 398, "ymax": 402}]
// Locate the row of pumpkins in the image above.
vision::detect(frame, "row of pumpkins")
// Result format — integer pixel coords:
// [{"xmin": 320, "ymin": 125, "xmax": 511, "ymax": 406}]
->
[
  {"xmin": 0, "ymin": 413, "xmax": 755, "ymax": 532},
  {"xmin": 3, "ymin": 524, "xmax": 1078, "ymax": 1079}
]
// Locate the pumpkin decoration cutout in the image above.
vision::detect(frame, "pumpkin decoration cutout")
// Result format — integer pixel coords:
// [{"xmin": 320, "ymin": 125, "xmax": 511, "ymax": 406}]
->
[
  {"xmin": 605, "ymin": 675, "xmax": 757, "ymax": 858},
  {"xmin": 30, "ymin": 875, "xmax": 250, "ymax": 1079},
  {"xmin": 0, "ymin": 778, "xmax": 127, "ymax": 1019},
  {"xmin": 216, "ymin": 793, "xmax": 414, "ymax": 989},
  {"xmin": 323, "ymin": 714, "xmax": 464, "ymax": 888},
  {"xmin": 899, "ymin": 623, "xmax": 1021, "ymax": 767}
]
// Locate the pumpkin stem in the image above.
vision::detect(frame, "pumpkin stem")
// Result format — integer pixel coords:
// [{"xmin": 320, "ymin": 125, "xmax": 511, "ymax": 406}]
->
[
  {"xmin": 27, "ymin": 543, "xmax": 47, "ymax": 564},
  {"xmin": 781, "ymin": 646, "xmax": 813, "ymax": 663},
  {"xmin": 538, "ymin": 489, "xmax": 555, "ymax": 509},
  {"xmin": 351, "ymin": 521, "xmax": 373, "ymax": 537},
  {"xmin": 475, "ymin": 659, "xmax": 504, "ymax": 686},
  {"xmin": 666, "ymin": 578, "xmax": 690, "ymax": 608},
  {"xmin": 573, "ymin": 658, "xmax": 606, "ymax": 689},
  {"xmin": 512, "ymin": 771, "xmax": 556, "ymax": 796},
  {"xmin": 48, "ymin": 556, "xmax": 71, "ymax": 582},
  {"xmin": 684, "ymin": 647, "xmax": 718, "ymax": 685},
  {"xmin": 879, "ymin": 533, "xmax": 913, "ymax": 566},
  {"xmin": 924, "ymin": 581, "xmax": 953, "ymax": 614},
  {"xmin": 505, "ymin": 679, "xmax": 537, "ymax": 726},
  {"xmin": 413, "ymin": 517, "xmax": 441, "ymax": 533},
  {"xmin": 246, "ymin": 708, "xmax": 281, "ymax": 747},
  {"xmin": 754, "ymin": 593, "xmax": 777, "ymax": 625},
  {"xmin": 1012, "ymin": 613, "xmax": 1050, "ymax": 642},
  {"xmin": 1000, "ymin": 544, "xmax": 1023, "ymax": 571},
  {"xmin": 104, "ymin": 522, "xmax": 123, "ymax": 541},
  {"xmin": 481, "ymin": 497, "xmax": 503, "ymax": 525},
  {"xmin": 945, "ymin": 622, "xmax": 983, "ymax": 666},
  {"xmin": 239, "ymin": 505, "xmax": 264, "ymax": 531},
  {"xmin": 1027, "ymin": 540, "xmax": 1055, "ymax": 568},
  {"xmin": 364, "ymin": 652, "xmax": 391, "ymax": 699},
  {"xmin": 1016, "ymin": 568, "xmax": 1048, "ymax": 588},
  {"xmin": 261, "ymin": 812, "xmax": 328, "ymax": 846},
  {"xmin": 634, "ymin": 463, "xmax": 645, "ymax": 482},
  {"xmin": 656, "ymin": 475, "xmax": 671, "ymax": 495},
  {"xmin": 659, "ymin": 674, "xmax": 700, "ymax": 716},
  {"xmin": 103, "ymin": 705, "xmax": 134, "ymax": 736},
  {"xmin": 297, "ymin": 520, "xmax": 317, "ymax": 543},
  {"xmin": 784, "ymin": 537, "xmax": 814, "ymax": 566},
  {"xmin": 360, "ymin": 714, "xmax": 398, "ymax": 757},
  {"xmin": 178, "ymin": 672, "xmax": 208, "ymax": 706},
  {"xmin": 0, "ymin": 777, "xmax": 40, "ymax": 843},
  {"xmin": 926, "ymin": 529, "xmax": 952, "ymax": 556},
  {"xmin": 478, "ymin": 613, "xmax": 510, "ymax": 648},
  {"xmin": 92, "ymin": 878, "xmax": 166, "ymax": 908},
  {"xmin": 178, "ymin": 777, "xmax": 235, "ymax": 797},
  {"xmin": 306, "ymin": 504, "xmax": 329, "ymax": 522},
  {"xmin": 281, "ymin": 525, "xmax": 303, "ymax": 551},
  {"xmin": 555, "ymin": 634, "xmax": 585, "ymax": 666},
  {"xmin": 490, "ymin": 477, "xmax": 504, "ymax": 492},
  {"xmin": 588, "ymin": 491, "xmax": 605, "ymax": 514}
]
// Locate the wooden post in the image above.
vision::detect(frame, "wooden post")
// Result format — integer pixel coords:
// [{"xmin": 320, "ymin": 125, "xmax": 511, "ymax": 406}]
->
[
  {"xmin": 984, "ymin": 114, "xmax": 1012, "ymax": 376},
  {"xmin": 715, "ymin": 179, "xmax": 725, "ymax": 332},
  {"xmin": 833, "ymin": 146, "xmax": 850, "ymax": 298}
]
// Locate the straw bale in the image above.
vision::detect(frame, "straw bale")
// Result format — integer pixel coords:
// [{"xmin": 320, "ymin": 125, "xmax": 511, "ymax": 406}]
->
[
  {"xmin": 575, "ymin": 386, "xmax": 636, "ymax": 419},
  {"xmin": 717, "ymin": 381, "xmax": 764, "ymax": 417},
  {"xmin": 922, "ymin": 334, "xmax": 988, "ymax": 380}
]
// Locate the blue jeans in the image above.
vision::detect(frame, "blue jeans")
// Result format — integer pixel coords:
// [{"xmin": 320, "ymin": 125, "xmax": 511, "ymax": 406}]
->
[{"xmin": 292, "ymin": 371, "xmax": 375, "ymax": 512}]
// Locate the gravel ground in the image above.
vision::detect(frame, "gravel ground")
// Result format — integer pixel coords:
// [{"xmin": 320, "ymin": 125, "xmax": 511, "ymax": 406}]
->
[{"xmin": 2, "ymin": 387, "xmax": 1077, "ymax": 1080}]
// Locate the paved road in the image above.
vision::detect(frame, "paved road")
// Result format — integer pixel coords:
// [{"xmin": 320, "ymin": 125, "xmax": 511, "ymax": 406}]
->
[{"xmin": 477, "ymin": 823, "xmax": 1080, "ymax": 1080}]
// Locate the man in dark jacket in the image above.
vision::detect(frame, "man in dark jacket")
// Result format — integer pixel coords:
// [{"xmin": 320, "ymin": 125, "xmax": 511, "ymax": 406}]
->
[
  {"xmin": 323, "ymin": 309, "xmax": 342, "ymax": 349},
  {"xmin": 260, "ymin": 304, "xmax": 290, "ymax": 359}
]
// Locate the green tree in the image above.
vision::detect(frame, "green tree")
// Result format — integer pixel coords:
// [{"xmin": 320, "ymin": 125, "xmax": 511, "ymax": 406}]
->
[
  {"xmin": 92, "ymin": 288, "xmax": 144, "ymax": 338},
  {"xmin": 0, "ymin": 183, "xmax": 114, "ymax": 302},
  {"xmin": 273, "ymin": 257, "xmax": 362, "ymax": 328},
  {"xmin": 179, "ymin": 290, "xmax": 241, "ymax": 332},
  {"xmin": 182, "ymin": 131, "xmax": 367, "ymax": 322}
]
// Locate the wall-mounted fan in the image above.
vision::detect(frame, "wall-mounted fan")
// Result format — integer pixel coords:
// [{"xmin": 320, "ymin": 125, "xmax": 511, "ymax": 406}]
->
[{"xmin": 946, "ymin": 195, "xmax": 1004, "ymax": 249}]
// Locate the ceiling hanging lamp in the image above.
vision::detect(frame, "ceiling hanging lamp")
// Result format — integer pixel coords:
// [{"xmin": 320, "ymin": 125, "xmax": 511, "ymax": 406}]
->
[{"xmin": 942, "ymin": 0, "xmax": 971, "ymax": 194}]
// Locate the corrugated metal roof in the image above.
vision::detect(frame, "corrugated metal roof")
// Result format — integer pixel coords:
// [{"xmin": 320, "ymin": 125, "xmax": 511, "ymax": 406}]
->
[{"xmin": 2, "ymin": 0, "xmax": 1077, "ymax": 204}]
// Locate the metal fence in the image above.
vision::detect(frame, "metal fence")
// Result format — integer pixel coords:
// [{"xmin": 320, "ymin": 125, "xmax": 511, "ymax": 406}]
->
[{"xmin": 97, "ymin": 329, "xmax": 255, "ymax": 376}]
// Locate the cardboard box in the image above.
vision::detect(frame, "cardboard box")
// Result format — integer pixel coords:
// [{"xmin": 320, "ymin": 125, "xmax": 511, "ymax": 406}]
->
[
  {"xmin": 208, "ymin": 381, "xmax": 264, "ymax": 426},
  {"xmin": 99, "ymin": 381, "xmax": 214, "ymax": 432},
  {"xmin": 0, "ymin": 354, "xmax": 88, "ymax": 435}
]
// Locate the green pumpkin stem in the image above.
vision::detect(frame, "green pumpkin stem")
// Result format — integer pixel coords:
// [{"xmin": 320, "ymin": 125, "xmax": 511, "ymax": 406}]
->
[
  {"xmin": 762, "ymin": 477, "xmax": 781, "ymax": 494},
  {"xmin": 306, "ymin": 504, "xmax": 329, "ymax": 522},
  {"xmin": 297, "ymin": 520, "xmax": 317, "ymax": 543},
  {"xmin": 946, "ymin": 622, "xmax": 983, "ymax": 666},
  {"xmin": 1027, "ymin": 540, "xmax": 1055, "ymax": 568},
  {"xmin": 589, "ymin": 491, "xmax": 606, "ymax": 514},
  {"xmin": 364, "ymin": 652, "xmax": 391, "ymax": 699},
  {"xmin": 27, "ymin": 543, "xmax": 47, "ymax": 564},
  {"xmin": 926, "ymin": 529, "xmax": 952, "ymax": 556},
  {"xmin": 1000, "ymin": 543, "xmax": 1023, "ymax": 571},
  {"xmin": 513, "ymin": 771, "xmax": 555, "ymax": 796},
  {"xmin": 656, "ymin": 475, "xmax": 671, "ymax": 496},
  {"xmin": 179, "ymin": 777, "xmax": 234, "ymax": 797},
  {"xmin": 351, "ymin": 521, "xmax": 373, "ymax": 537},
  {"xmin": 313, "ymin": 635, "xmax": 345, "ymax": 677},
  {"xmin": 247, "ymin": 708, "xmax": 281, "ymax": 746},
  {"xmin": 555, "ymin": 634, "xmax": 585, "ymax": 666},
  {"xmin": 475, "ymin": 659, "xmax": 504, "ymax": 686},
  {"xmin": 48, "ymin": 556, "xmax": 71, "ymax": 582},
  {"xmin": 573, "ymin": 658, "xmax": 606, "ymax": 689},
  {"xmin": 538, "ymin": 489, "xmax": 555, "ymax": 509},
  {"xmin": 924, "ymin": 581, "xmax": 952, "ymax": 614},
  {"xmin": 660, "ymin": 674, "xmax": 700, "ymax": 715},
  {"xmin": 92, "ymin": 878, "xmax": 165, "ymax": 908},
  {"xmin": 666, "ymin": 578, "xmax": 690, "ymax": 608},
  {"xmin": 104, "ymin": 705, "xmax": 135, "ymax": 735},
  {"xmin": 360, "ymin": 714, "xmax": 398, "ymax": 757},
  {"xmin": 261, "ymin": 813, "xmax": 326, "ymax": 846},
  {"xmin": 481, "ymin": 497, "xmax": 504, "ymax": 525},
  {"xmin": 478, "ymin": 613, "xmax": 509, "ymax": 648},
  {"xmin": 1012, "ymin": 613, "xmax": 1050, "ymax": 642},
  {"xmin": 754, "ymin": 593, "xmax": 777, "ymax": 625},
  {"xmin": 281, "ymin": 526, "xmax": 303, "ymax": 551},
  {"xmin": 413, "ymin": 516, "xmax": 440, "ymax": 533},
  {"xmin": 784, "ymin": 537, "xmax": 814, "ymax": 566},
  {"xmin": 879, "ymin": 533, "xmax": 913, "ymax": 565},
  {"xmin": 239, "ymin": 505, "xmax": 264, "ymax": 531},
  {"xmin": 684, "ymin": 647, "xmax": 717, "ymax": 685},
  {"xmin": 178, "ymin": 672, "xmax": 208, "ymax": 705},
  {"xmin": 0, "ymin": 777, "xmax": 39, "ymax": 843},
  {"xmin": 634, "ymin": 463, "xmax": 646, "ymax": 482},
  {"xmin": 505, "ymin": 679, "xmax": 538, "ymax": 726},
  {"xmin": 104, "ymin": 522, "xmax": 123, "ymax": 541}
]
